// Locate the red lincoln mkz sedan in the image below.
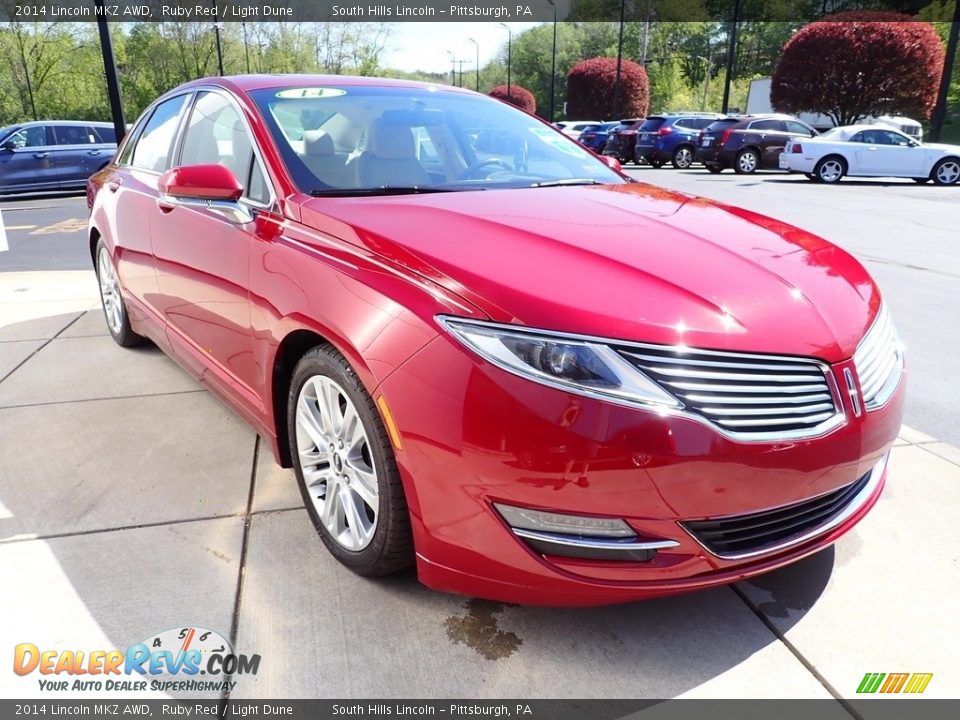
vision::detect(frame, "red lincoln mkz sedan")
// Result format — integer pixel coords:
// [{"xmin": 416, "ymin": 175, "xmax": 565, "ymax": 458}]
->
[{"xmin": 87, "ymin": 75, "xmax": 905, "ymax": 606}]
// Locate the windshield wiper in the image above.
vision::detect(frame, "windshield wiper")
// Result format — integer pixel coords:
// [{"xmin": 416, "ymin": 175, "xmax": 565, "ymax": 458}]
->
[
  {"xmin": 530, "ymin": 178, "xmax": 604, "ymax": 188},
  {"xmin": 310, "ymin": 185, "xmax": 467, "ymax": 197}
]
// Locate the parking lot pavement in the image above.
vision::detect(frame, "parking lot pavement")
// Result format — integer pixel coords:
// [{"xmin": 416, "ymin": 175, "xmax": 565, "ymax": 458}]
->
[{"xmin": 2, "ymin": 303, "xmax": 958, "ymax": 704}]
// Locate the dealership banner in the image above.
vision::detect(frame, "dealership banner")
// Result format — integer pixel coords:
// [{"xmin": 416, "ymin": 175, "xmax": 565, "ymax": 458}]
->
[
  {"xmin": 1, "ymin": 700, "xmax": 960, "ymax": 719},
  {"xmin": 0, "ymin": 0, "xmax": 948, "ymax": 23}
]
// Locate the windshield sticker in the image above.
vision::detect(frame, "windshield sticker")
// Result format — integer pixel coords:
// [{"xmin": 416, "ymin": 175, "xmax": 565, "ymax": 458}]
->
[
  {"xmin": 275, "ymin": 88, "xmax": 346, "ymax": 99},
  {"xmin": 530, "ymin": 126, "xmax": 582, "ymax": 156}
]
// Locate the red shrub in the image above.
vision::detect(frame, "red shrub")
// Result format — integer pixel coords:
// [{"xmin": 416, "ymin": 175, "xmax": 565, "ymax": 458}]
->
[
  {"xmin": 488, "ymin": 85, "xmax": 537, "ymax": 114},
  {"xmin": 566, "ymin": 57, "xmax": 650, "ymax": 120},
  {"xmin": 771, "ymin": 11, "xmax": 945, "ymax": 125}
]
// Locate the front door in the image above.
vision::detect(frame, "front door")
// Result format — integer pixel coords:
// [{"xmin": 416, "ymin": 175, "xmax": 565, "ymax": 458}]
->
[{"xmin": 151, "ymin": 90, "xmax": 273, "ymax": 412}]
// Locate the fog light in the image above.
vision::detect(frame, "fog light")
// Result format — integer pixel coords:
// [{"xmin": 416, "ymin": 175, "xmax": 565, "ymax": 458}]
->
[
  {"xmin": 494, "ymin": 504, "xmax": 634, "ymax": 538},
  {"xmin": 494, "ymin": 503, "xmax": 680, "ymax": 563}
]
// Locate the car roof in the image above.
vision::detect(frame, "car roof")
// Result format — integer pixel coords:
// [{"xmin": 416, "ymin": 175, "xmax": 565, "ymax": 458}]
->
[
  {"xmin": 177, "ymin": 73, "xmax": 477, "ymax": 96},
  {"xmin": 14, "ymin": 120, "xmax": 114, "ymax": 127}
]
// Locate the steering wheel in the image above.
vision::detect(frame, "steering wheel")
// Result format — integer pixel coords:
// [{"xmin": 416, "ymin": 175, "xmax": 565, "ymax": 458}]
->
[{"xmin": 458, "ymin": 158, "xmax": 512, "ymax": 181}]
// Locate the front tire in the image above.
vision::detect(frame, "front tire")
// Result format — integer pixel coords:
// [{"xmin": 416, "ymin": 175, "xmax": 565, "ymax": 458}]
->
[
  {"xmin": 95, "ymin": 240, "xmax": 144, "ymax": 347},
  {"xmin": 288, "ymin": 345, "xmax": 413, "ymax": 576},
  {"xmin": 814, "ymin": 156, "xmax": 846, "ymax": 184},
  {"xmin": 930, "ymin": 158, "xmax": 960, "ymax": 186},
  {"xmin": 734, "ymin": 149, "xmax": 759, "ymax": 174}
]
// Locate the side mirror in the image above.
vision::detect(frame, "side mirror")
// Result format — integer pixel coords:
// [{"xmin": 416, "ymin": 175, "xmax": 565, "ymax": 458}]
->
[
  {"xmin": 601, "ymin": 155, "xmax": 622, "ymax": 172},
  {"xmin": 157, "ymin": 164, "xmax": 252, "ymax": 224},
  {"xmin": 1, "ymin": 139, "xmax": 17, "ymax": 151}
]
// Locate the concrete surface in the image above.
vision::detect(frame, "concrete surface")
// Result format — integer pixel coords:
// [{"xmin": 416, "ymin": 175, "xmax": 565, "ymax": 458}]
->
[{"xmin": 1, "ymin": 307, "xmax": 957, "ymax": 705}]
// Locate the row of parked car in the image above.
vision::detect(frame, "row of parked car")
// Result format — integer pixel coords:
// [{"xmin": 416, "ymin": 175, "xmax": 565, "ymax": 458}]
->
[{"xmin": 557, "ymin": 111, "xmax": 959, "ymax": 185}]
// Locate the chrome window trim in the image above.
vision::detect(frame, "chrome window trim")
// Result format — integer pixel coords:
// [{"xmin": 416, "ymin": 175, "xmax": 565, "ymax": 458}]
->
[
  {"xmin": 681, "ymin": 452, "xmax": 887, "ymax": 561},
  {"xmin": 436, "ymin": 315, "xmax": 847, "ymax": 444}
]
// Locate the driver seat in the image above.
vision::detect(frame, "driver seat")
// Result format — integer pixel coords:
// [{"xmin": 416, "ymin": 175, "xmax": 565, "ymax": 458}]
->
[{"xmin": 349, "ymin": 121, "xmax": 430, "ymax": 188}]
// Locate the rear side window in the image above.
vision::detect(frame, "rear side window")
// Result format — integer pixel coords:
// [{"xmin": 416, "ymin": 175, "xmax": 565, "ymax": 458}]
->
[
  {"xmin": 639, "ymin": 117, "xmax": 666, "ymax": 132},
  {"xmin": 132, "ymin": 94, "xmax": 189, "ymax": 172},
  {"xmin": 94, "ymin": 126, "xmax": 117, "ymax": 144},
  {"xmin": 691, "ymin": 118, "xmax": 717, "ymax": 129},
  {"xmin": 785, "ymin": 120, "xmax": 813, "ymax": 136},
  {"xmin": 749, "ymin": 119, "xmax": 782, "ymax": 131},
  {"xmin": 705, "ymin": 119, "xmax": 739, "ymax": 132},
  {"xmin": 52, "ymin": 125, "xmax": 98, "ymax": 145}
]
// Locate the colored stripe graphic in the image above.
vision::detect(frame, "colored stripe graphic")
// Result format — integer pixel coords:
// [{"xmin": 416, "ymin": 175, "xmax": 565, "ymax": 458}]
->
[
  {"xmin": 904, "ymin": 673, "xmax": 933, "ymax": 694},
  {"xmin": 857, "ymin": 672, "xmax": 885, "ymax": 693},
  {"xmin": 880, "ymin": 673, "xmax": 909, "ymax": 693}
]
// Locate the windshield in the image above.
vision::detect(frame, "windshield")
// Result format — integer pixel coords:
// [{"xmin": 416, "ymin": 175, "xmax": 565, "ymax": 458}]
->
[
  {"xmin": 249, "ymin": 85, "xmax": 625, "ymax": 195},
  {"xmin": 639, "ymin": 117, "xmax": 666, "ymax": 132}
]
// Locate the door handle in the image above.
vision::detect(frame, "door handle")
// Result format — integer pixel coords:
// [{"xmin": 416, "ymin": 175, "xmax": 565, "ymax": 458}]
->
[
  {"xmin": 87, "ymin": 150, "xmax": 101, "ymax": 155},
  {"xmin": 33, "ymin": 152, "xmax": 48, "ymax": 158},
  {"xmin": 867, "ymin": 147, "xmax": 878, "ymax": 151},
  {"xmin": 106, "ymin": 179, "xmax": 122, "ymax": 192}
]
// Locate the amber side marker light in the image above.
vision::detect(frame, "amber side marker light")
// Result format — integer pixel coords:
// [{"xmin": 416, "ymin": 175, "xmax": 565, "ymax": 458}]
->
[{"xmin": 376, "ymin": 395, "xmax": 403, "ymax": 451}]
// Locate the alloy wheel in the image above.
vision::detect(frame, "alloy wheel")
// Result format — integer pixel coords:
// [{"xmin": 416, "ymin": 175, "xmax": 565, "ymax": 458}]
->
[
  {"xmin": 736, "ymin": 151, "xmax": 758, "ymax": 173},
  {"xmin": 97, "ymin": 246, "xmax": 123, "ymax": 336},
  {"xmin": 934, "ymin": 160, "xmax": 960, "ymax": 185},
  {"xmin": 818, "ymin": 159, "xmax": 844, "ymax": 183},
  {"xmin": 674, "ymin": 147, "xmax": 693, "ymax": 169},
  {"xmin": 295, "ymin": 375, "xmax": 379, "ymax": 551}
]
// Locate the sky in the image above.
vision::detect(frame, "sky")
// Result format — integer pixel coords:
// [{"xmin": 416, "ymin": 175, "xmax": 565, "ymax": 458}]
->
[{"xmin": 380, "ymin": 22, "xmax": 542, "ymax": 74}]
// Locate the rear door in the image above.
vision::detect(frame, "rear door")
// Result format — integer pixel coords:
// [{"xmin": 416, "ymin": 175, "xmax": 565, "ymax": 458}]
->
[
  {"xmin": 745, "ymin": 118, "xmax": 786, "ymax": 167},
  {"xmin": 0, "ymin": 125, "xmax": 59, "ymax": 191},
  {"xmin": 50, "ymin": 124, "xmax": 105, "ymax": 186}
]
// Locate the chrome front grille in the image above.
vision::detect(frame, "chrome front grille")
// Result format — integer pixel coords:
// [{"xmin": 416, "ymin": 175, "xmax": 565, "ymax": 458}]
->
[
  {"xmin": 853, "ymin": 306, "xmax": 903, "ymax": 410},
  {"xmin": 618, "ymin": 345, "xmax": 841, "ymax": 440}
]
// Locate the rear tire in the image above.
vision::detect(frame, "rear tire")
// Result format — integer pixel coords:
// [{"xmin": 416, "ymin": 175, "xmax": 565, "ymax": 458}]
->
[
  {"xmin": 672, "ymin": 145, "xmax": 694, "ymax": 169},
  {"xmin": 95, "ymin": 240, "xmax": 144, "ymax": 348},
  {"xmin": 930, "ymin": 158, "xmax": 960, "ymax": 186},
  {"xmin": 814, "ymin": 155, "xmax": 846, "ymax": 184},
  {"xmin": 288, "ymin": 345, "xmax": 413, "ymax": 576},
  {"xmin": 734, "ymin": 149, "xmax": 759, "ymax": 174}
]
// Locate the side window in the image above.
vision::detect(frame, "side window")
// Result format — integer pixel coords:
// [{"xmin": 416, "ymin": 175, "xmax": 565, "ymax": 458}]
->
[
  {"xmin": 181, "ymin": 91, "xmax": 268, "ymax": 204},
  {"xmin": 849, "ymin": 132, "xmax": 865, "ymax": 144},
  {"xmin": 674, "ymin": 119, "xmax": 693, "ymax": 129},
  {"xmin": 748, "ymin": 119, "xmax": 782, "ymax": 132},
  {"xmin": 132, "ymin": 95, "xmax": 189, "ymax": 172},
  {"xmin": 94, "ymin": 126, "xmax": 117, "ymax": 144},
  {"xmin": 693, "ymin": 118, "xmax": 715, "ymax": 129},
  {"xmin": 9, "ymin": 126, "xmax": 48, "ymax": 148},
  {"xmin": 882, "ymin": 130, "xmax": 911, "ymax": 146},
  {"xmin": 785, "ymin": 121, "xmax": 813, "ymax": 136},
  {"xmin": 52, "ymin": 125, "xmax": 98, "ymax": 145}
]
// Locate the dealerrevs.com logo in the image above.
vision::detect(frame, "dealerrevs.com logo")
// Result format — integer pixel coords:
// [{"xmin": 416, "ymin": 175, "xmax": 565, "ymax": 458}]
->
[{"xmin": 13, "ymin": 626, "xmax": 260, "ymax": 693}]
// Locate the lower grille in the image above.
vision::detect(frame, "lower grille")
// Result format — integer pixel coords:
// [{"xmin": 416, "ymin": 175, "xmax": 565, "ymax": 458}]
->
[{"xmin": 683, "ymin": 464, "xmax": 880, "ymax": 559}]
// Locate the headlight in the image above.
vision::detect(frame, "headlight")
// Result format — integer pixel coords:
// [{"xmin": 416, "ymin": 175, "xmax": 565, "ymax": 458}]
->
[{"xmin": 438, "ymin": 317, "xmax": 680, "ymax": 409}]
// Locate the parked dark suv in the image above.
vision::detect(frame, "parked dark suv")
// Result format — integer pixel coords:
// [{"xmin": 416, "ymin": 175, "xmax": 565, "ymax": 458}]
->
[
  {"xmin": 601, "ymin": 118, "xmax": 643, "ymax": 164},
  {"xmin": 633, "ymin": 113, "xmax": 725, "ymax": 169},
  {"xmin": 0, "ymin": 120, "xmax": 117, "ymax": 193},
  {"xmin": 695, "ymin": 115, "xmax": 818, "ymax": 174}
]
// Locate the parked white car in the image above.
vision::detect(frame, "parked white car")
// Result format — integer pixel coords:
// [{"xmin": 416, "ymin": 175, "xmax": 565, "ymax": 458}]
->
[
  {"xmin": 779, "ymin": 124, "xmax": 960, "ymax": 185},
  {"xmin": 555, "ymin": 120, "xmax": 601, "ymax": 141}
]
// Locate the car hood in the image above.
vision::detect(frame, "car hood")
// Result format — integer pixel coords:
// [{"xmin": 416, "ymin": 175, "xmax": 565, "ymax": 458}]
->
[{"xmin": 300, "ymin": 183, "xmax": 879, "ymax": 362}]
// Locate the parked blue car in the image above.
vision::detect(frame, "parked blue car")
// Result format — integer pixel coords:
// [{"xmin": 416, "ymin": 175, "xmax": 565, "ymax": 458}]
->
[
  {"xmin": 0, "ymin": 120, "xmax": 117, "ymax": 193},
  {"xmin": 633, "ymin": 112, "xmax": 724, "ymax": 169},
  {"xmin": 578, "ymin": 121, "xmax": 619, "ymax": 152}
]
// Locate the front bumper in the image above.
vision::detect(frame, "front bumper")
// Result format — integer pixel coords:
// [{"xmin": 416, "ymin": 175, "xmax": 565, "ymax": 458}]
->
[{"xmin": 378, "ymin": 332, "xmax": 904, "ymax": 606}]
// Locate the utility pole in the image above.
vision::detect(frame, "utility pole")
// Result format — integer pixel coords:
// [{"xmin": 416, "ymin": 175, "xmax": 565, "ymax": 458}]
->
[
  {"xmin": 499, "ymin": 23, "xmax": 513, "ymax": 95},
  {"xmin": 446, "ymin": 50, "xmax": 457, "ymax": 86},
  {"xmin": 212, "ymin": 2, "xmax": 225, "ymax": 76},
  {"xmin": 95, "ymin": 0, "xmax": 126, "ymax": 143},
  {"xmin": 456, "ymin": 59, "xmax": 468, "ymax": 88},
  {"xmin": 721, "ymin": 0, "xmax": 742, "ymax": 114},
  {"xmin": 930, "ymin": 10, "xmax": 959, "ymax": 142},
  {"xmin": 468, "ymin": 38, "xmax": 480, "ymax": 92}
]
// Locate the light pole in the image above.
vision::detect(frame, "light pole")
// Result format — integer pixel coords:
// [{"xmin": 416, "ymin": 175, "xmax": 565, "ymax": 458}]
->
[
  {"xmin": 446, "ymin": 50, "xmax": 457, "ymax": 86},
  {"xmin": 721, "ymin": 0, "xmax": 742, "ymax": 114},
  {"xmin": 546, "ymin": 0, "xmax": 558, "ymax": 121},
  {"xmin": 498, "ymin": 23, "xmax": 512, "ymax": 95},
  {"xmin": 95, "ymin": 0, "xmax": 126, "ymax": 143},
  {"xmin": 211, "ymin": 1, "xmax": 224, "ymax": 75},
  {"xmin": 468, "ymin": 37, "xmax": 480, "ymax": 92},
  {"xmin": 613, "ymin": 0, "xmax": 625, "ymax": 118}
]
